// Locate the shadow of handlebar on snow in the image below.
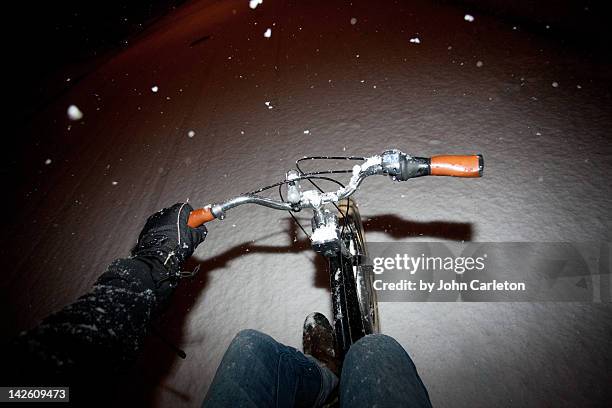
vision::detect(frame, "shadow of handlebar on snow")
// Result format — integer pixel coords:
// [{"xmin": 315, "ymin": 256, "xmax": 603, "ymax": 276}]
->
[
  {"xmin": 192, "ymin": 214, "xmax": 473, "ymax": 275},
  {"xmin": 169, "ymin": 214, "xmax": 473, "ymax": 306},
  {"xmin": 363, "ymin": 214, "xmax": 473, "ymax": 241}
]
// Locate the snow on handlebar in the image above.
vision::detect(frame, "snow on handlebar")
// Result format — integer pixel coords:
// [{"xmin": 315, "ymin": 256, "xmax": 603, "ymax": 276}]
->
[{"xmin": 187, "ymin": 149, "xmax": 483, "ymax": 228}]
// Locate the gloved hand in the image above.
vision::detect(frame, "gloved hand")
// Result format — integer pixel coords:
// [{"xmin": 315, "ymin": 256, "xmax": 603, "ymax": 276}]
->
[{"xmin": 132, "ymin": 203, "xmax": 207, "ymax": 283}]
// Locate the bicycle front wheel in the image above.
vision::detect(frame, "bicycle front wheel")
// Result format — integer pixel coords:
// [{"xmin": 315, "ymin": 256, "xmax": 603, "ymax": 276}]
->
[
  {"xmin": 337, "ymin": 198, "xmax": 380, "ymax": 335},
  {"xmin": 328, "ymin": 198, "xmax": 380, "ymax": 359}
]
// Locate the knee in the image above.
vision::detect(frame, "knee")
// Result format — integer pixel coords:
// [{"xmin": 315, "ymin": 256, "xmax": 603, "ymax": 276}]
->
[
  {"xmin": 234, "ymin": 329, "xmax": 269, "ymax": 343},
  {"xmin": 225, "ymin": 329, "xmax": 278, "ymax": 360},
  {"xmin": 352, "ymin": 333, "xmax": 403, "ymax": 353},
  {"xmin": 345, "ymin": 334, "xmax": 413, "ymax": 365},
  {"xmin": 216, "ymin": 329, "xmax": 283, "ymax": 381}
]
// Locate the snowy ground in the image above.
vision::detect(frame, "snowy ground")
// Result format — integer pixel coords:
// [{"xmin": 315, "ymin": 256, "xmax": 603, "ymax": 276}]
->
[{"xmin": 4, "ymin": 0, "xmax": 612, "ymax": 406}]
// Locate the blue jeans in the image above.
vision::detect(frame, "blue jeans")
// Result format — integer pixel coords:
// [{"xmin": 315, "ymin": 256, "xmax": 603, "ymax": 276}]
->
[{"xmin": 203, "ymin": 329, "xmax": 432, "ymax": 408}]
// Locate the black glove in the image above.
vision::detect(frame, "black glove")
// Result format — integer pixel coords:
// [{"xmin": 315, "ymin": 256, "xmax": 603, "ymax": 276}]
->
[{"xmin": 132, "ymin": 203, "xmax": 207, "ymax": 287}]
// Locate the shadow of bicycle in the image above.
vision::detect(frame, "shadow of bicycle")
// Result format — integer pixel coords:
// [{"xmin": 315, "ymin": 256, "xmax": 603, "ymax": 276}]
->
[{"xmin": 117, "ymin": 214, "xmax": 472, "ymax": 405}]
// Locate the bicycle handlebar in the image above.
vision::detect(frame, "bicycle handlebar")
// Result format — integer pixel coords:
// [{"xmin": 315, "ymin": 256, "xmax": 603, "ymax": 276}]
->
[
  {"xmin": 187, "ymin": 150, "xmax": 483, "ymax": 228},
  {"xmin": 188, "ymin": 207, "xmax": 215, "ymax": 227},
  {"xmin": 429, "ymin": 154, "xmax": 483, "ymax": 177}
]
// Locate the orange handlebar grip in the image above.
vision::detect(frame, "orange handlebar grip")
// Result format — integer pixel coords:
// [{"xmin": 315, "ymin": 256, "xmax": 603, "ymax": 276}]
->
[
  {"xmin": 188, "ymin": 207, "xmax": 216, "ymax": 228},
  {"xmin": 430, "ymin": 154, "xmax": 483, "ymax": 177}
]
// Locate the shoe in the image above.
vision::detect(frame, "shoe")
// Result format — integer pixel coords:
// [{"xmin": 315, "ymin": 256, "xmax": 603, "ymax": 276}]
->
[{"xmin": 303, "ymin": 312, "xmax": 340, "ymax": 376}]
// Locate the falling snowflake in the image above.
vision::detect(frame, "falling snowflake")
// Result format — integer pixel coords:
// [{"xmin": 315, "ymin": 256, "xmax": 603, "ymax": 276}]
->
[
  {"xmin": 350, "ymin": 17, "xmax": 357, "ymax": 25},
  {"xmin": 67, "ymin": 105, "xmax": 83, "ymax": 121},
  {"xmin": 409, "ymin": 37, "xmax": 421, "ymax": 44},
  {"xmin": 476, "ymin": 60, "xmax": 484, "ymax": 67},
  {"xmin": 264, "ymin": 101, "xmax": 273, "ymax": 109},
  {"xmin": 187, "ymin": 130, "xmax": 195, "ymax": 138},
  {"xmin": 464, "ymin": 14, "xmax": 475, "ymax": 22},
  {"xmin": 303, "ymin": 130, "xmax": 310, "ymax": 134},
  {"xmin": 264, "ymin": 28, "xmax": 272, "ymax": 38},
  {"xmin": 151, "ymin": 85, "xmax": 159, "ymax": 93},
  {"xmin": 111, "ymin": 181, "xmax": 119, "ymax": 186},
  {"xmin": 44, "ymin": 159, "xmax": 52, "ymax": 165},
  {"xmin": 552, "ymin": 82, "xmax": 559, "ymax": 88},
  {"xmin": 249, "ymin": 0, "xmax": 263, "ymax": 9}
]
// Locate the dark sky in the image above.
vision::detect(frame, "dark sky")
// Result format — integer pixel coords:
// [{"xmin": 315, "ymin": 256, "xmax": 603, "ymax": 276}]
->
[
  {"xmin": 10, "ymin": 1, "xmax": 186, "ymax": 122},
  {"xmin": 8, "ymin": 0, "xmax": 611, "ymax": 120},
  {"xmin": 11, "ymin": 1, "xmax": 612, "ymax": 72}
]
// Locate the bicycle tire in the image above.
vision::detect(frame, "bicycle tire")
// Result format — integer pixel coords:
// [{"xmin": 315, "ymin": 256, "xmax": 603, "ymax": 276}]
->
[
  {"xmin": 328, "ymin": 198, "xmax": 380, "ymax": 359},
  {"xmin": 337, "ymin": 199, "xmax": 380, "ymax": 335}
]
